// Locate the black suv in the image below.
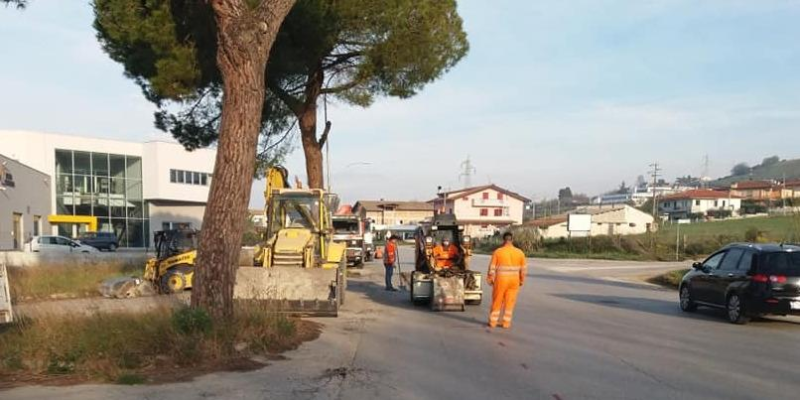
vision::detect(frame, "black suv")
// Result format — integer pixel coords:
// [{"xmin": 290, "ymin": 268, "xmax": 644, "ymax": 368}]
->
[
  {"xmin": 77, "ymin": 231, "xmax": 120, "ymax": 251},
  {"xmin": 679, "ymin": 243, "xmax": 800, "ymax": 324}
]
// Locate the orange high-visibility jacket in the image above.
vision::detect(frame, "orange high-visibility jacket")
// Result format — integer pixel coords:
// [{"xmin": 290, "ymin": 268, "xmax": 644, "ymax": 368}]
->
[
  {"xmin": 384, "ymin": 241, "xmax": 398, "ymax": 266},
  {"xmin": 432, "ymin": 244, "xmax": 459, "ymax": 268},
  {"xmin": 488, "ymin": 244, "xmax": 527, "ymax": 284}
]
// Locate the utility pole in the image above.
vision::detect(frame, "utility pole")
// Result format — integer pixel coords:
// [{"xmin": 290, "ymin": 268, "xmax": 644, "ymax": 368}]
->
[
  {"xmin": 783, "ymin": 173, "xmax": 787, "ymax": 215},
  {"xmin": 459, "ymin": 156, "xmax": 476, "ymax": 188},
  {"xmin": 650, "ymin": 162, "xmax": 662, "ymax": 221}
]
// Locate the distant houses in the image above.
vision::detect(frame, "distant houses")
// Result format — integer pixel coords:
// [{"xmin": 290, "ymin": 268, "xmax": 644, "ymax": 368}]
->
[{"xmin": 659, "ymin": 189, "xmax": 742, "ymax": 221}]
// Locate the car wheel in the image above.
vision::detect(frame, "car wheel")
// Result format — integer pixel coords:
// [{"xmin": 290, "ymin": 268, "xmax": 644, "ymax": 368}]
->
[
  {"xmin": 109, "ymin": 243, "xmax": 117, "ymax": 252},
  {"xmin": 679, "ymin": 285, "xmax": 697, "ymax": 312},
  {"xmin": 726, "ymin": 294, "xmax": 750, "ymax": 325}
]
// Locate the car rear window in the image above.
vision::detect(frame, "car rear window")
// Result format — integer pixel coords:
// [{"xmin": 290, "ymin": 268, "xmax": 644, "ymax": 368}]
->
[{"xmin": 761, "ymin": 252, "xmax": 800, "ymax": 276}]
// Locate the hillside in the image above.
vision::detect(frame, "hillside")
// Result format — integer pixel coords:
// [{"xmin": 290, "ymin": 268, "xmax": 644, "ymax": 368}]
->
[{"xmin": 710, "ymin": 158, "xmax": 800, "ymax": 187}]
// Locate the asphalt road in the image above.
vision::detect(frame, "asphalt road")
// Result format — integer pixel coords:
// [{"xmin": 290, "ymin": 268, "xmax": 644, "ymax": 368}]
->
[{"xmin": 5, "ymin": 249, "xmax": 800, "ymax": 400}]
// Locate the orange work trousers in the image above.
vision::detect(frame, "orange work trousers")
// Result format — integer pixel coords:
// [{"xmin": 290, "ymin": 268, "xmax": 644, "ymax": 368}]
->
[{"xmin": 489, "ymin": 276, "xmax": 520, "ymax": 328}]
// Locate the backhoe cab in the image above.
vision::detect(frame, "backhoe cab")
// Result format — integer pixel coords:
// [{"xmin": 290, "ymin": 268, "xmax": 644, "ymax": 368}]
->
[
  {"xmin": 410, "ymin": 214, "xmax": 483, "ymax": 311},
  {"xmin": 143, "ymin": 229, "xmax": 198, "ymax": 294}
]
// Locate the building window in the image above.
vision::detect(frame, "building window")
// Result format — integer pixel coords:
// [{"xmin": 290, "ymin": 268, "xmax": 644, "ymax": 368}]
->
[
  {"xmin": 170, "ymin": 169, "xmax": 210, "ymax": 186},
  {"xmin": 714, "ymin": 200, "xmax": 718, "ymax": 207},
  {"xmin": 54, "ymin": 149, "xmax": 147, "ymax": 248},
  {"xmin": 494, "ymin": 208, "xmax": 502, "ymax": 216},
  {"xmin": 497, "ymin": 192, "xmax": 504, "ymax": 200},
  {"xmin": 33, "ymin": 215, "xmax": 41, "ymax": 236},
  {"xmin": 480, "ymin": 209, "xmax": 488, "ymax": 217},
  {"xmin": 482, "ymin": 192, "xmax": 489, "ymax": 200},
  {"xmin": 695, "ymin": 200, "xmax": 700, "ymax": 206}
]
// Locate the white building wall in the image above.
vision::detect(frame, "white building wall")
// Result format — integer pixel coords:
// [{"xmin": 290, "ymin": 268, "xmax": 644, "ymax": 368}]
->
[{"xmin": 142, "ymin": 142, "xmax": 215, "ymax": 203}]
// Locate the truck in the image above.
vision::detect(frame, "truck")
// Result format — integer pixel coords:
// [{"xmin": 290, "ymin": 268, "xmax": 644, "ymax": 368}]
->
[
  {"xmin": 332, "ymin": 214, "xmax": 369, "ymax": 268},
  {"xmin": 409, "ymin": 214, "xmax": 483, "ymax": 311}
]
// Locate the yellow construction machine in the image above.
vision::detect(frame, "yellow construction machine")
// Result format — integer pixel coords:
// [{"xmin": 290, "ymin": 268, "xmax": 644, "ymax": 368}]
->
[
  {"xmin": 143, "ymin": 229, "xmax": 198, "ymax": 294},
  {"xmin": 241, "ymin": 166, "xmax": 347, "ymax": 316}
]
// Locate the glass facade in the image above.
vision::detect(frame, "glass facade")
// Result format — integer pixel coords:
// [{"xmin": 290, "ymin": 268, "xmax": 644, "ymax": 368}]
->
[{"xmin": 55, "ymin": 149, "xmax": 149, "ymax": 247}]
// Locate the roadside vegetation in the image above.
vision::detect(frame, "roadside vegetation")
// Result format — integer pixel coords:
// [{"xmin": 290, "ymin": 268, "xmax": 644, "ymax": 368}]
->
[
  {"xmin": 0, "ymin": 305, "xmax": 319, "ymax": 387},
  {"xmin": 477, "ymin": 215, "xmax": 800, "ymax": 261},
  {"xmin": 7, "ymin": 259, "xmax": 143, "ymax": 303},
  {"xmin": 647, "ymin": 269, "xmax": 690, "ymax": 289}
]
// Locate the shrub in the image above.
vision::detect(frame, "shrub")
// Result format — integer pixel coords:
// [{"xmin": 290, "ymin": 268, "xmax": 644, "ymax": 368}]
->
[
  {"xmin": 171, "ymin": 307, "xmax": 213, "ymax": 336},
  {"xmin": 706, "ymin": 209, "xmax": 732, "ymax": 219}
]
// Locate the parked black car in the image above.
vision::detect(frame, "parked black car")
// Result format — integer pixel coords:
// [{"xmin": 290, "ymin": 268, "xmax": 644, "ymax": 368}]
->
[
  {"xmin": 77, "ymin": 231, "xmax": 119, "ymax": 251},
  {"xmin": 679, "ymin": 243, "xmax": 800, "ymax": 324}
]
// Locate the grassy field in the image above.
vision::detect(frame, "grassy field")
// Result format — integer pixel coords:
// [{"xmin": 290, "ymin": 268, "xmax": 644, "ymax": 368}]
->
[
  {"xmin": 8, "ymin": 260, "xmax": 142, "ymax": 303},
  {"xmin": 656, "ymin": 215, "xmax": 799, "ymax": 244},
  {"xmin": 476, "ymin": 214, "xmax": 800, "ymax": 261},
  {"xmin": 0, "ymin": 305, "xmax": 319, "ymax": 387}
]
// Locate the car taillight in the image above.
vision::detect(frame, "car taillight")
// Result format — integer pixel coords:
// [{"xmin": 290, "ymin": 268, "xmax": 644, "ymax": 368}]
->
[
  {"xmin": 751, "ymin": 274, "xmax": 787, "ymax": 284},
  {"xmin": 771, "ymin": 275, "xmax": 788, "ymax": 284}
]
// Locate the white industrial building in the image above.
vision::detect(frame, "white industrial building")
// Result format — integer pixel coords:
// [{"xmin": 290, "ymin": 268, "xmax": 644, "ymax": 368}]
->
[{"xmin": 0, "ymin": 130, "xmax": 216, "ymax": 248}]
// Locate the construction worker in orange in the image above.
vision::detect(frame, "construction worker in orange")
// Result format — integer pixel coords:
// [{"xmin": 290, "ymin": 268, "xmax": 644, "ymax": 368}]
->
[
  {"xmin": 432, "ymin": 239, "xmax": 458, "ymax": 269},
  {"xmin": 487, "ymin": 232, "xmax": 527, "ymax": 329}
]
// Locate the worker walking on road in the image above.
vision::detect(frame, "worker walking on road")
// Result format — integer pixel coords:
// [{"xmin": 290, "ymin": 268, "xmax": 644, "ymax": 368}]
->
[
  {"xmin": 384, "ymin": 235, "xmax": 399, "ymax": 291},
  {"xmin": 487, "ymin": 232, "xmax": 527, "ymax": 329}
]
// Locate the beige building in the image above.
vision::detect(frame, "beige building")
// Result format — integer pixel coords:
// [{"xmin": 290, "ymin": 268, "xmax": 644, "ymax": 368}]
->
[
  {"xmin": 528, "ymin": 205, "xmax": 654, "ymax": 240},
  {"xmin": 0, "ymin": 154, "xmax": 51, "ymax": 250},
  {"xmin": 431, "ymin": 184, "xmax": 530, "ymax": 238},
  {"xmin": 352, "ymin": 200, "xmax": 434, "ymax": 226}
]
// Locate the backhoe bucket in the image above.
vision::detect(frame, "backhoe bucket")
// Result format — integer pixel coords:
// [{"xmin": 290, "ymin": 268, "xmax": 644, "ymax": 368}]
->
[{"xmin": 234, "ymin": 267, "xmax": 345, "ymax": 317}]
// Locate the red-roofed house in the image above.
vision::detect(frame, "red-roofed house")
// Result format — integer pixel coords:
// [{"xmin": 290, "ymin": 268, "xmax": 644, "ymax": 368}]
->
[
  {"xmin": 730, "ymin": 180, "xmax": 782, "ymax": 201},
  {"xmin": 431, "ymin": 184, "xmax": 530, "ymax": 237},
  {"xmin": 659, "ymin": 190, "xmax": 742, "ymax": 220},
  {"xmin": 782, "ymin": 179, "xmax": 800, "ymax": 199}
]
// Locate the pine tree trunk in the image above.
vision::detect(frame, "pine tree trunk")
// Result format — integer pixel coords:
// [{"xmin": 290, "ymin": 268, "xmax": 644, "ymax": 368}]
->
[
  {"xmin": 298, "ymin": 65, "xmax": 325, "ymax": 189},
  {"xmin": 299, "ymin": 106, "xmax": 324, "ymax": 189},
  {"xmin": 192, "ymin": 0, "xmax": 295, "ymax": 320}
]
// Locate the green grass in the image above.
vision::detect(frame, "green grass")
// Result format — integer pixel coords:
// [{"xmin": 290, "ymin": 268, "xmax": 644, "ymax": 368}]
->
[
  {"xmin": 7, "ymin": 260, "xmax": 142, "ymax": 303},
  {"xmin": 476, "ymin": 215, "xmax": 800, "ymax": 261},
  {"xmin": 656, "ymin": 215, "xmax": 798, "ymax": 243},
  {"xmin": 647, "ymin": 269, "xmax": 690, "ymax": 289},
  {"xmin": 0, "ymin": 305, "xmax": 317, "ymax": 385}
]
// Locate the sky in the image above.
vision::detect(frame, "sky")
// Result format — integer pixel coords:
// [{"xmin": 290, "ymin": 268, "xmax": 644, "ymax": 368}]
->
[{"xmin": 2, "ymin": 0, "xmax": 800, "ymax": 208}]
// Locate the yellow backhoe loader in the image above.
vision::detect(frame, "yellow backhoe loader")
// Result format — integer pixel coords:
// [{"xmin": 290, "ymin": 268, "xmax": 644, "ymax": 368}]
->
[{"xmin": 239, "ymin": 166, "xmax": 347, "ymax": 316}]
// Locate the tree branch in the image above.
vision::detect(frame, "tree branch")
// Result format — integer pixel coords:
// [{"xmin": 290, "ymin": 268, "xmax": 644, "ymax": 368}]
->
[
  {"xmin": 268, "ymin": 81, "xmax": 303, "ymax": 115},
  {"xmin": 318, "ymin": 121, "xmax": 332, "ymax": 149},
  {"xmin": 320, "ymin": 79, "xmax": 361, "ymax": 94}
]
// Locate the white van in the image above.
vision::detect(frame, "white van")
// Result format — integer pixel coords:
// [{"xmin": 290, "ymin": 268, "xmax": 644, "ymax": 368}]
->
[{"xmin": 27, "ymin": 235, "xmax": 99, "ymax": 254}]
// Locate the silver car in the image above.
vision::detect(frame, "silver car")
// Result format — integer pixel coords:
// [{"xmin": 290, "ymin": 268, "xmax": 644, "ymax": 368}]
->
[{"xmin": 27, "ymin": 235, "xmax": 99, "ymax": 253}]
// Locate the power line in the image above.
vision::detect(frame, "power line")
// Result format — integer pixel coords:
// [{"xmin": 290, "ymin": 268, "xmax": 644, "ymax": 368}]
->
[{"xmin": 459, "ymin": 156, "xmax": 476, "ymax": 188}]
